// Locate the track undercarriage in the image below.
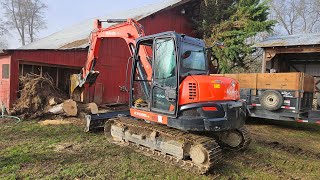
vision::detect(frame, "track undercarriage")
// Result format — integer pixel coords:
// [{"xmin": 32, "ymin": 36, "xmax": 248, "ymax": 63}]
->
[{"xmin": 104, "ymin": 117, "xmax": 251, "ymax": 174}]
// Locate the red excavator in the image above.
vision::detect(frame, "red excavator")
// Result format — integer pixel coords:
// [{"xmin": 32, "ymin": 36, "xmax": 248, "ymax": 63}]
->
[{"xmin": 71, "ymin": 19, "xmax": 251, "ymax": 174}]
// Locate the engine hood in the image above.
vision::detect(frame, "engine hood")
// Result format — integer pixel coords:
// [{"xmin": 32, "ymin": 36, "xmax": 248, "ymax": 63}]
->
[{"xmin": 179, "ymin": 75, "xmax": 240, "ymax": 105}]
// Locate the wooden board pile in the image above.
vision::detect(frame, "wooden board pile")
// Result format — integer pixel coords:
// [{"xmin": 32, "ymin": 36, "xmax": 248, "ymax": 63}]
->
[{"xmin": 11, "ymin": 74, "xmax": 98, "ymax": 119}]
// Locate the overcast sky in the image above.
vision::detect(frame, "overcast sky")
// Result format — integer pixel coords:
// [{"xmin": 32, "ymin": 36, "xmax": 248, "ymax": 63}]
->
[{"xmin": 4, "ymin": 0, "xmax": 163, "ymax": 48}]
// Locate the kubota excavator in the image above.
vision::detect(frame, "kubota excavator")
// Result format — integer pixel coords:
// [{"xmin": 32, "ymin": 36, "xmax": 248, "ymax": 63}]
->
[{"xmin": 71, "ymin": 19, "xmax": 251, "ymax": 174}]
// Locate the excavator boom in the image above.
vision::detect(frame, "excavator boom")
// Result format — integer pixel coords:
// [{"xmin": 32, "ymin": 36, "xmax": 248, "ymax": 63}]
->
[{"xmin": 70, "ymin": 19, "xmax": 152, "ymax": 99}]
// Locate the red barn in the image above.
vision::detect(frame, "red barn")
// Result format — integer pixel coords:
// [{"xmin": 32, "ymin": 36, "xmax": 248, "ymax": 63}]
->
[{"xmin": 0, "ymin": 0, "xmax": 203, "ymax": 109}]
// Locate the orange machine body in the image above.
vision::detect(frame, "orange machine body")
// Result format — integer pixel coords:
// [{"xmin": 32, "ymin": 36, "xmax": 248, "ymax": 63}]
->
[
  {"xmin": 130, "ymin": 75, "xmax": 241, "ymax": 126},
  {"xmin": 179, "ymin": 75, "xmax": 240, "ymax": 106},
  {"xmin": 130, "ymin": 108, "xmax": 169, "ymax": 124}
]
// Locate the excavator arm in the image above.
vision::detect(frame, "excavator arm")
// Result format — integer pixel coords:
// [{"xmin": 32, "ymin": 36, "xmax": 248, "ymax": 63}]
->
[{"xmin": 70, "ymin": 19, "xmax": 152, "ymax": 100}]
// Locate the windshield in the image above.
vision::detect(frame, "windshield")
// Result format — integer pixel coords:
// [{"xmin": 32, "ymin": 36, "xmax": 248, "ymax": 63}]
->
[{"xmin": 180, "ymin": 43, "xmax": 207, "ymax": 76}]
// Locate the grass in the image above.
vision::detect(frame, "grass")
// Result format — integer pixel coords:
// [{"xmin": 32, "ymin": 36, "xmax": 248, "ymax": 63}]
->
[{"xmin": 0, "ymin": 119, "xmax": 319, "ymax": 179}]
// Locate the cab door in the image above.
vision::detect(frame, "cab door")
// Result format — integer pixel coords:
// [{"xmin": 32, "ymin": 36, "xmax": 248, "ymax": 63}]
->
[{"xmin": 151, "ymin": 37, "xmax": 178, "ymax": 115}]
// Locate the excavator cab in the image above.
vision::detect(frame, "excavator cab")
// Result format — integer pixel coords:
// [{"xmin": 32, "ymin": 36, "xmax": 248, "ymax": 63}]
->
[
  {"xmin": 131, "ymin": 32, "xmax": 181, "ymax": 115},
  {"xmin": 131, "ymin": 32, "xmax": 210, "ymax": 114},
  {"xmin": 130, "ymin": 32, "xmax": 247, "ymax": 133}
]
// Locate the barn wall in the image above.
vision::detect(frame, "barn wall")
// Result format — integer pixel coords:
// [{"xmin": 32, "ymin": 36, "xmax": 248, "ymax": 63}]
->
[
  {"xmin": 140, "ymin": 6, "xmax": 194, "ymax": 36},
  {"xmin": 89, "ymin": 38, "xmax": 131, "ymax": 104},
  {"xmin": 10, "ymin": 50, "xmax": 87, "ymax": 107},
  {"xmin": 93, "ymin": 7, "xmax": 193, "ymax": 104},
  {"xmin": 0, "ymin": 55, "xmax": 11, "ymax": 109},
  {"xmin": 12, "ymin": 50, "xmax": 87, "ymax": 67}
]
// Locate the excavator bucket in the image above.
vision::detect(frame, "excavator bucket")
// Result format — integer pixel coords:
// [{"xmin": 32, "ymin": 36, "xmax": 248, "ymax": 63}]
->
[
  {"xmin": 70, "ymin": 74, "xmax": 80, "ymax": 95},
  {"xmin": 70, "ymin": 71, "xmax": 100, "ymax": 102},
  {"xmin": 70, "ymin": 74, "xmax": 84, "ymax": 102}
]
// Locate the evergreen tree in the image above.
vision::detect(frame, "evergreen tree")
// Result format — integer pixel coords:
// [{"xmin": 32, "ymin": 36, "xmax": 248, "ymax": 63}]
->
[{"xmin": 197, "ymin": 0, "xmax": 275, "ymax": 73}]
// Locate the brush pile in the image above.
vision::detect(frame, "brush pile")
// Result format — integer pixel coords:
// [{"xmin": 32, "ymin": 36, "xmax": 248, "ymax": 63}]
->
[
  {"xmin": 11, "ymin": 74, "xmax": 66, "ymax": 119},
  {"xmin": 11, "ymin": 73, "xmax": 99, "ymax": 120}
]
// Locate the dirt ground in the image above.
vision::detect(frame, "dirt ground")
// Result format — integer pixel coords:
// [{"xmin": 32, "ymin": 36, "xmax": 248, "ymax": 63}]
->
[{"xmin": 0, "ymin": 118, "xmax": 319, "ymax": 179}]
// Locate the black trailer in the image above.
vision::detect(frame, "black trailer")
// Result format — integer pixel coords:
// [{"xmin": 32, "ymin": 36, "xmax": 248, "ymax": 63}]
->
[{"xmin": 212, "ymin": 72, "xmax": 320, "ymax": 124}]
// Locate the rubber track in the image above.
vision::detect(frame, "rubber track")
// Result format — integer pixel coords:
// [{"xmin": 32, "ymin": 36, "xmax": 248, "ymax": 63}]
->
[
  {"xmin": 106, "ymin": 117, "xmax": 223, "ymax": 174},
  {"xmin": 232, "ymin": 126, "xmax": 252, "ymax": 151}
]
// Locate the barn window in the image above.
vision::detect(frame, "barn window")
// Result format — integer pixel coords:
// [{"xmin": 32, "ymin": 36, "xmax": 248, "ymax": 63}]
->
[{"xmin": 2, "ymin": 64, "xmax": 9, "ymax": 79}]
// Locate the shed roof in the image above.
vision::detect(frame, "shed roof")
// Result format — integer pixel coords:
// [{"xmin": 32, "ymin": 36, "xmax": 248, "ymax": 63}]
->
[
  {"xmin": 19, "ymin": 0, "xmax": 191, "ymax": 50},
  {"xmin": 254, "ymin": 33, "xmax": 320, "ymax": 48}
]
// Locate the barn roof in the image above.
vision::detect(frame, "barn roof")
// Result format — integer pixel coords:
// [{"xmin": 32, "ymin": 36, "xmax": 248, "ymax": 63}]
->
[
  {"xmin": 19, "ymin": 0, "xmax": 192, "ymax": 50},
  {"xmin": 254, "ymin": 33, "xmax": 320, "ymax": 48}
]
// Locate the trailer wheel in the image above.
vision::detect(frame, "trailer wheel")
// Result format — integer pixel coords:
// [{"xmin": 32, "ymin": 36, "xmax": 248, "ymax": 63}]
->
[{"xmin": 259, "ymin": 90, "xmax": 283, "ymax": 111}]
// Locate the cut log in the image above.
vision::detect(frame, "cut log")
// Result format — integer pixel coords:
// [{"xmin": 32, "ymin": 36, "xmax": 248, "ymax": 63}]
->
[
  {"xmin": 63, "ymin": 99, "xmax": 78, "ymax": 116},
  {"xmin": 48, "ymin": 103, "xmax": 64, "ymax": 114},
  {"xmin": 47, "ymin": 99, "xmax": 78, "ymax": 116},
  {"xmin": 48, "ymin": 97, "xmax": 63, "ymax": 106},
  {"xmin": 77, "ymin": 102, "xmax": 99, "ymax": 114}
]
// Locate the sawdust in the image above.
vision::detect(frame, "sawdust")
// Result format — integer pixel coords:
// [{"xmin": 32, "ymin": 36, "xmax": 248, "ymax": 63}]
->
[
  {"xmin": 39, "ymin": 117, "xmax": 85, "ymax": 126},
  {"xmin": 39, "ymin": 120, "xmax": 73, "ymax": 126},
  {"xmin": 11, "ymin": 73, "xmax": 66, "ymax": 119}
]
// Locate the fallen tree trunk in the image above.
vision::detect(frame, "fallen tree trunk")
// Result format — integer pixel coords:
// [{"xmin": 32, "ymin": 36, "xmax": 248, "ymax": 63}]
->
[
  {"xmin": 48, "ymin": 99, "xmax": 77, "ymax": 116},
  {"xmin": 77, "ymin": 102, "xmax": 99, "ymax": 114},
  {"xmin": 48, "ymin": 104, "xmax": 64, "ymax": 114},
  {"xmin": 48, "ymin": 97, "xmax": 63, "ymax": 106},
  {"xmin": 63, "ymin": 99, "xmax": 78, "ymax": 116}
]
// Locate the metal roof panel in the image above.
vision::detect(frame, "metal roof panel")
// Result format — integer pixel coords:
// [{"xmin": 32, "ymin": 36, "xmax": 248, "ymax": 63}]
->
[
  {"xmin": 19, "ymin": 0, "xmax": 189, "ymax": 50},
  {"xmin": 254, "ymin": 33, "xmax": 320, "ymax": 48}
]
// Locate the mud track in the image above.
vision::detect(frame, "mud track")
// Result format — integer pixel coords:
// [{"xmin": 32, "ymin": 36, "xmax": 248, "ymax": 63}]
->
[{"xmin": 255, "ymin": 139, "xmax": 320, "ymax": 160}]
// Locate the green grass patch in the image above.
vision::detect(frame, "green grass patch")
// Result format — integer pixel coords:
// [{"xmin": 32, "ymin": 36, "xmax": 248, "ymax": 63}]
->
[{"xmin": 0, "ymin": 120, "xmax": 319, "ymax": 179}]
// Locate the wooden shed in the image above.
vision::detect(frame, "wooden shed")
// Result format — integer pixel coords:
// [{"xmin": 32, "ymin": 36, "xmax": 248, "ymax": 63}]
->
[
  {"xmin": 255, "ymin": 33, "xmax": 320, "ymax": 107},
  {"xmin": 0, "ymin": 0, "xmax": 203, "ymax": 109}
]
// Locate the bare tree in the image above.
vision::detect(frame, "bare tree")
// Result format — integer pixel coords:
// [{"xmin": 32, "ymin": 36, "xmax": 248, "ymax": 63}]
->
[
  {"xmin": 269, "ymin": 0, "xmax": 299, "ymax": 35},
  {"xmin": 1, "ymin": 0, "xmax": 47, "ymax": 45},
  {"xmin": 269, "ymin": 0, "xmax": 320, "ymax": 35},
  {"xmin": 0, "ymin": 18, "xmax": 8, "ymax": 49},
  {"xmin": 0, "ymin": 17, "xmax": 8, "ymax": 34},
  {"xmin": 0, "ymin": 38, "xmax": 8, "ymax": 49},
  {"xmin": 25, "ymin": 0, "xmax": 47, "ymax": 42}
]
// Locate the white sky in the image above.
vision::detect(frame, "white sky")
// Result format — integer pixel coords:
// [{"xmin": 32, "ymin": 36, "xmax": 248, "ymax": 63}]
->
[{"xmin": 2, "ymin": 0, "xmax": 163, "ymax": 48}]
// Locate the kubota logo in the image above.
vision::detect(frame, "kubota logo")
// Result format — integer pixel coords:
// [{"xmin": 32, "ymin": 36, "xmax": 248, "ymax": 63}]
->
[
  {"xmin": 133, "ymin": 111, "xmax": 150, "ymax": 118},
  {"xmin": 227, "ymin": 87, "xmax": 239, "ymax": 98},
  {"xmin": 105, "ymin": 31, "xmax": 120, "ymax": 36}
]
